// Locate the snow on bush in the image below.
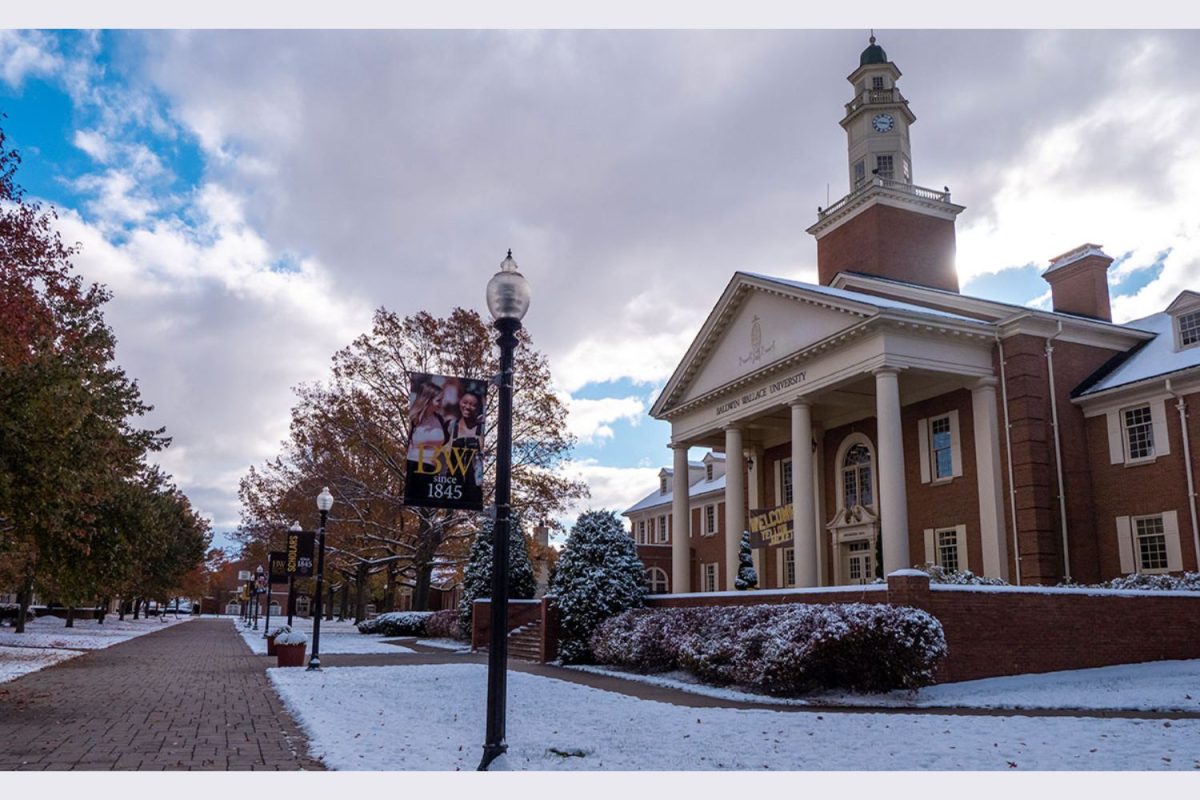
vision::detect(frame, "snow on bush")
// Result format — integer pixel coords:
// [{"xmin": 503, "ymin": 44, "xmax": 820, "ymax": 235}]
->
[
  {"xmin": 591, "ymin": 603, "xmax": 946, "ymax": 695},
  {"xmin": 267, "ymin": 624, "xmax": 292, "ymax": 638},
  {"xmin": 275, "ymin": 629, "xmax": 308, "ymax": 646},
  {"xmin": 425, "ymin": 609, "xmax": 466, "ymax": 640},
  {"xmin": 735, "ymin": 531, "xmax": 758, "ymax": 590},
  {"xmin": 1060, "ymin": 572, "xmax": 1200, "ymax": 592},
  {"xmin": 917, "ymin": 563, "xmax": 1008, "ymax": 586},
  {"xmin": 458, "ymin": 514, "xmax": 538, "ymax": 637},
  {"xmin": 357, "ymin": 611, "xmax": 433, "ymax": 636},
  {"xmin": 551, "ymin": 510, "xmax": 646, "ymax": 664}
]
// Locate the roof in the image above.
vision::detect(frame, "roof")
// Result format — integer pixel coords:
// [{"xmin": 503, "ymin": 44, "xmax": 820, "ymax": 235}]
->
[
  {"xmin": 860, "ymin": 35, "xmax": 887, "ymax": 66},
  {"xmin": 741, "ymin": 272, "xmax": 982, "ymax": 323},
  {"xmin": 624, "ymin": 474, "xmax": 726, "ymax": 516},
  {"xmin": 1078, "ymin": 311, "xmax": 1200, "ymax": 396}
]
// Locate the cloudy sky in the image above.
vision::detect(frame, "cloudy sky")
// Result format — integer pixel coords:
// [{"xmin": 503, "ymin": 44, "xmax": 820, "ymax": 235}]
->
[{"xmin": 2, "ymin": 26, "xmax": 1198, "ymax": 547}]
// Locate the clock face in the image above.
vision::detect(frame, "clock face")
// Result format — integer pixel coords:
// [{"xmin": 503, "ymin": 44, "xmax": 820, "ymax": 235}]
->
[{"xmin": 872, "ymin": 113, "xmax": 895, "ymax": 133}]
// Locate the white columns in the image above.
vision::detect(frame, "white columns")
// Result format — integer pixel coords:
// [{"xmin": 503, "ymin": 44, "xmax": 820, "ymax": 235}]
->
[
  {"xmin": 972, "ymin": 378, "xmax": 1009, "ymax": 579},
  {"xmin": 671, "ymin": 444, "xmax": 691, "ymax": 594},
  {"xmin": 724, "ymin": 425, "xmax": 745, "ymax": 591},
  {"xmin": 874, "ymin": 368, "xmax": 910, "ymax": 575},
  {"xmin": 791, "ymin": 399, "xmax": 818, "ymax": 587}
]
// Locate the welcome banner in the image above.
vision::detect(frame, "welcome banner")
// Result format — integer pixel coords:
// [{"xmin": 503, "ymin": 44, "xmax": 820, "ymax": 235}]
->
[
  {"xmin": 748, "ymin": 504, "xmax": 794, "ymax": 548},
  {"xmin": 404, "ymin": 372, "xmax": 488, "ymax": 511}
]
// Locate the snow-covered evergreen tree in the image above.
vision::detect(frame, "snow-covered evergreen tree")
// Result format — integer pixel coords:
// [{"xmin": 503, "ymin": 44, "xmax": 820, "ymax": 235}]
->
[
  {"xmin": 735, "ymin": 530, "xmax": 757, "ymax": 590},
  {"xmin": 458, "ymin": 513, "xmax": 538, "ymax": 635},
  {"xmin": 551, "ymin": 509, "xmax": 646, "ymax": 663}
]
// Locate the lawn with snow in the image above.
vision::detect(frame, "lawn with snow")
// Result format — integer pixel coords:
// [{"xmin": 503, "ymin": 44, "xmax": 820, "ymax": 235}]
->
[
  {"xmin": 268, "ymin": 663, "xmax": 1200, "ymax": 770},
  {"xmin": 234, "ymin": 616, "xmax": 415, "ymax": 655},
  {"xmin": 569, "ymin": 659, "xmax": 1200, "ymax": 713},
  {"xmin": 0, "ymin": 615, "xmax": 190, "ymax": 683}
]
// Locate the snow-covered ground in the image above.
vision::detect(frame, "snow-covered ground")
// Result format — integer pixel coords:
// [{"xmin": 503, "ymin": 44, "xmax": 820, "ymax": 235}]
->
[
  {"xmin": 268, "ymin": 663, "xmax": 1200, "ymax": 771},
  {"xmin": 569, "ymin": 659, "xmax": 1200, "ymax": 713},
  {"xmin": 233, "ymin": 616, "xmax": 415, "ymax": 655},
  {"xmin": 414, "ymin": 638, "xmax": 472, "ymax": 652},
  {"xmin": 0, "ymin": 614, "xmax": 190, "ymax": 683}
]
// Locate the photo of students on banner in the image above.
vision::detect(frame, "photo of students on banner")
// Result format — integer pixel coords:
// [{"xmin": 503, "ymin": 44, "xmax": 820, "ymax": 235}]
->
[{"xmin": 404, "ymin": 372, "xmax": 488, "ymax": 510}]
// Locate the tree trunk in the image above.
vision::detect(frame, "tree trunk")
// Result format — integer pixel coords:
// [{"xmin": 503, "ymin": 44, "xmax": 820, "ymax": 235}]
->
[
  {"xmin": 118, "ymin": 597, "xmax": 126, "ymax": 621},
  {"xmin": 65, "ymin": 606, "xmax": 75, "ymax": 628},
  {"xmin": 413, "ymin": 561, "xmax": 433, "ymax": 611},
  {"xmin": 97, "ymin": 599, "xmax": 107, "ymax": 624},
  {"xmin": 338, "ymin": 582, "xmax": 349, "ymax": 621},
  {"xmin": 132, "ymin": 597, "xmax": 141, "ymax": 620},
  {"xmin": 15, "ymin": 566, "xmax": 33, "ymax": 634},
  {"xmin": 354, "ymin": 563, "xmax": 368, "ymax": 624},
  {"xmin": 384, "ymin": 563, "xmax": 398, "ymax": 612},
  {"xmin": 325, "ymin": 585, "xmax": 334, "ymax": 620}
]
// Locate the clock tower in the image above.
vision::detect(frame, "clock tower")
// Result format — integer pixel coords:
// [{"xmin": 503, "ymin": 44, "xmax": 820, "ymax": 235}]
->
[{"xmin": 807, "ymin": 35, "xmax": 965, "ymax": 292}]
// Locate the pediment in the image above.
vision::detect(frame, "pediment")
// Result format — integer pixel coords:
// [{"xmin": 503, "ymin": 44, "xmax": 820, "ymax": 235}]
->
[{"xmin": 653, "ymin": 274, "xmax": 877, "ymax": 417}]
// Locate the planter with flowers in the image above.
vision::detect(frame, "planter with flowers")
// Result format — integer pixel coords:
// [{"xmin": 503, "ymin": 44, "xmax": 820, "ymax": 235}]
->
[
  {"xmin": 274, "ymin": 629, "xmax": 308, "ymax": 667},
  {"xmin": 266, "ymin": 624, "xmax": 291, "ymax": 656}
]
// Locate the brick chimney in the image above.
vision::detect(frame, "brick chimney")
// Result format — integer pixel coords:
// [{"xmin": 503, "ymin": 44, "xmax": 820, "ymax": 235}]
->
[{"xmin": 1042, "ymin": 244, "xmax": 1113, "ymax": 322}]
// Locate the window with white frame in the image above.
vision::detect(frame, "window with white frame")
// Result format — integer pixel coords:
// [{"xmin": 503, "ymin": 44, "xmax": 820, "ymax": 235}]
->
[
  {"xmin": 871, "ymin": 75, "xmax": 884, "ymax": 91},
  {"xmin": 931, "ymin": 416, "xmax": 953, "ymax": 480},
  {"xmin": 842, "ymin": 443, "xmax": 874, "ymax": 507},
  {"xmin": 657, "ymin": 514, "xmax": 668, "ymax": 543},
  {"xmin": 645, "ymin": 567, "xmax": 668, "ymax": 594},
  {"xmin": 936, "ymin": 528, "xmax": 960, "ymax": 572},
  {"xmin": 704, "ymin": 504, "xmax": 716, "ymax": 536},
  {"xmin": 705, "ymin": 463, "xmax": 714, "ymax": 481},
  {"xmin": 854, "ymin": 159, "xmax": 866, "ymax": 187},
  {"xmin": 919, "ymin": 411, "xmax": 961, "ymax": 483},
  {"xmin": 702, "ymin": 563, "xmax": 718, "ymax": 592},
  {"xmin": 1134, "ymin": 515, "xmax": 1169, "ymax": 572},
  {"xmin": 781, "ymin": 547, "xmax": 796, "ymax": 587},
  {"xmin": 1179, "ymin": 310, "xmax": 1200, "ymax": 348},
  {"xmin": 781, "ymin": 458, "xmax": 794, "ymax": 505},
  {"xmin": 876, "ymin": 154, "xmax": 894, "ymax": 179},
  {"xmin": 1123, "ymin": 405, "xmax": 1155, "ymax": 461},
  {"xmin": 637, "ymin": 520, "xmax": 646, "ymax": 544},
  {"xmin": 660, "ymin": 476, "xmax": 668, "ymax": 494}
]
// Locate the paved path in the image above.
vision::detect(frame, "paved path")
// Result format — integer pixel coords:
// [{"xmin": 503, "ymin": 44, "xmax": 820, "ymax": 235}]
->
[{"xmin": 0, "ymin": 619, "xmax": 323, "ymax": 771}]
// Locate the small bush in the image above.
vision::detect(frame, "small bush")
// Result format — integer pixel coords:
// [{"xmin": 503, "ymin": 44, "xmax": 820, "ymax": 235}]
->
[
  {"xmin": 356, "ymin": 611, "xmax": 432, "ymax": 636},
  {"xmin": 590, "ymin": 603, "xmax": 946, "ymax": 696},
  {"xmin": 917, "ymin": 563, "xmax": 1008, "ymax": 586},
  {"xmin": 1066, "ymin": 572, "xmax": 1200, "ymax": 592},
  {"xmin": 425, "ymin": 609, "xmax": 466, "ymax": 640}
]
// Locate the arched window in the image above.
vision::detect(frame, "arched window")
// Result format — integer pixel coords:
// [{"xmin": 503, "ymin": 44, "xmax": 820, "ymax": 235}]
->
[
  {"xmin": 645, "ymin": 567, "xmax": 669, "ymax": 594},
  {"xmin": 841, "ymin": 442, "xmax": 874, "ymax": 508}
]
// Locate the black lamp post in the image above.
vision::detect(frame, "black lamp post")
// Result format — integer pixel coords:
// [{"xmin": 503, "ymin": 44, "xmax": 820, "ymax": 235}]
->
[
  {"xmin": 307, "ymin": 487, "xmax": 334, "ymax": 670},
  {"xmin": 478, "ymin": 249, "xmax": 531, "ymax": 771},
  {"xmin": 252, "ymin": 565, "xmax": 264, "ymax": 630}
]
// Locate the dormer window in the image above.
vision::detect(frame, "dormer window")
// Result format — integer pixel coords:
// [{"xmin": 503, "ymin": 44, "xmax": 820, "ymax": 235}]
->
[
  {"xmin": 660, "ymin": 476, "xmax": 668, "ymax": 495},
  {"xmin": 705, "ymin": 464, "xmax": 713, "ymax": 481},
  {"xmin": 1179, "ymin": 309, "xmax": 1200, "ymax": 349}
]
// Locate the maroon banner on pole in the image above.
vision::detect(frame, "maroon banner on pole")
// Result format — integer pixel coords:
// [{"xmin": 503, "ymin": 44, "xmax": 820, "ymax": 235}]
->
[{"xmin": 404, "ymin": 372, "xmax": 488, "ymax": 511}]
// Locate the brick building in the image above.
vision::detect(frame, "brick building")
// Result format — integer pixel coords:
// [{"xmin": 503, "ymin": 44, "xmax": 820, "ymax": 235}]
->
[{"xmin": 626, "ymin": 36, "xmax": 1200, "ymax": 594}]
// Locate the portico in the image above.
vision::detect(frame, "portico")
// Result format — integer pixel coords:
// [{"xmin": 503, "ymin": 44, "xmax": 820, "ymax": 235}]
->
[{"xmin": 653, "ymin": 273, "xmax": 1006, "ymax": 591}]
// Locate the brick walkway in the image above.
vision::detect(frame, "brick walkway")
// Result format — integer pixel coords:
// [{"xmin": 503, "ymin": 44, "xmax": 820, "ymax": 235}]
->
[{"xmin": 0, "ymin": 619, "xmax": 323, "ymax": 771}]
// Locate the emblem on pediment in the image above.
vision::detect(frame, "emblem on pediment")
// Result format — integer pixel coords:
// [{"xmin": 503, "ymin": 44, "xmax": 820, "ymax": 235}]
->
[{"xmin": 739, "ymin": 315, "xmax": 776, "ymax": 366}]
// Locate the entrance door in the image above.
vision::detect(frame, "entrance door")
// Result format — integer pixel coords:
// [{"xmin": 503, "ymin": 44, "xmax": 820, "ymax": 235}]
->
[{"xmin": 843, "ymin": 540, "xmax": 874, "ymax": 584}]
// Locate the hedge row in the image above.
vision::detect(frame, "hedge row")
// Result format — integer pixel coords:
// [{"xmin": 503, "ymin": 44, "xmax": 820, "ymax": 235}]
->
[
  {"xmin": 590, "ymin": 603, "xmax": 946, "ymax": 695},
  {"xmin": 355, "ymin": 609, "xmax": 466, "ymax": 639}
]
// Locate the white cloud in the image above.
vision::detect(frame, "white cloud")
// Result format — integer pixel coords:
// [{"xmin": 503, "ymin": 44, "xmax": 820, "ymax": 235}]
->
[
  {"xmin": 561, "ymin": 394, "xmax": 645, "ymax": 445},
  {"xmin": 555, "ymin": 459, "xmax": 660, "ymax": 529},
  {"xmin": 0, "ymin": 30, "xmax": 61, "ymax": 87}
]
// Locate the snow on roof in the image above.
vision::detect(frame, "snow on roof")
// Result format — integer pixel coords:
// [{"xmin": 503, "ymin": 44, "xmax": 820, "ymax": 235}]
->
[
  {"xmin": 741, "ymin": 272, "xmax": 983, "ymax": 324},
  {"xmin": 1078, "ymin": 311, "xmax": 1200, "ymax": 396},
  {"xmin": 623, "ymin": 474, "xmax": 726, "ymax": 515}
]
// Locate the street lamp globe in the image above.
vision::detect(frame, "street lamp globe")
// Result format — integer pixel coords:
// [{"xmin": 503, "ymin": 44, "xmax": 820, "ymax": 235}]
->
[
  {"xmin": 486, "ymin": 250, "xmax": 531, "ymax": 322},
  {"xmin": 289, "ymin": 521, "xmax": 301, "ymax": 532},
  {"xmin": 316, "ymin": 487, "xmax": 334, "ymax": 512}
]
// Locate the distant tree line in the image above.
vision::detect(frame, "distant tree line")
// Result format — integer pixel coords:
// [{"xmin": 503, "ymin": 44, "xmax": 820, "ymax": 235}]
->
[{"xmin": 0, "ymin": 123, "xmax": 210, "ymax": 631}]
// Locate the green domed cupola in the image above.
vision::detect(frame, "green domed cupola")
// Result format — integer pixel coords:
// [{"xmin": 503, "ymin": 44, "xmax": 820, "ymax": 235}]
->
[{"xmin": 860, "ymin": 34, "xmax": 887, "ymax": 66}]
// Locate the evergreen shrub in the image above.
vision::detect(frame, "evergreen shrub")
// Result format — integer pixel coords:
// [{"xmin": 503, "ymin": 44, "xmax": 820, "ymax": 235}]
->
[
  {"xmin": 356, "ymin": 610, "xmax": 432, "ymax": 636},
  {"xmin": 590, "ymin": 602, "xmax": 946, "ymax": 695}
]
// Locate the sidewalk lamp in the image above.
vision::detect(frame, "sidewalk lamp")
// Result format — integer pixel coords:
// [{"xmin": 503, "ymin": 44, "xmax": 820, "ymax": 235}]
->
[
  {"xmin": 287, "ymin": 521, "xmax": 301, "ymax": 627},
  {"xmin": 307, "ymin": 486, "xmax": 334, "ymax": 670},
  {"xmin": 479, "ymin": 249, "xmax": 530, "ymax": 771}
]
